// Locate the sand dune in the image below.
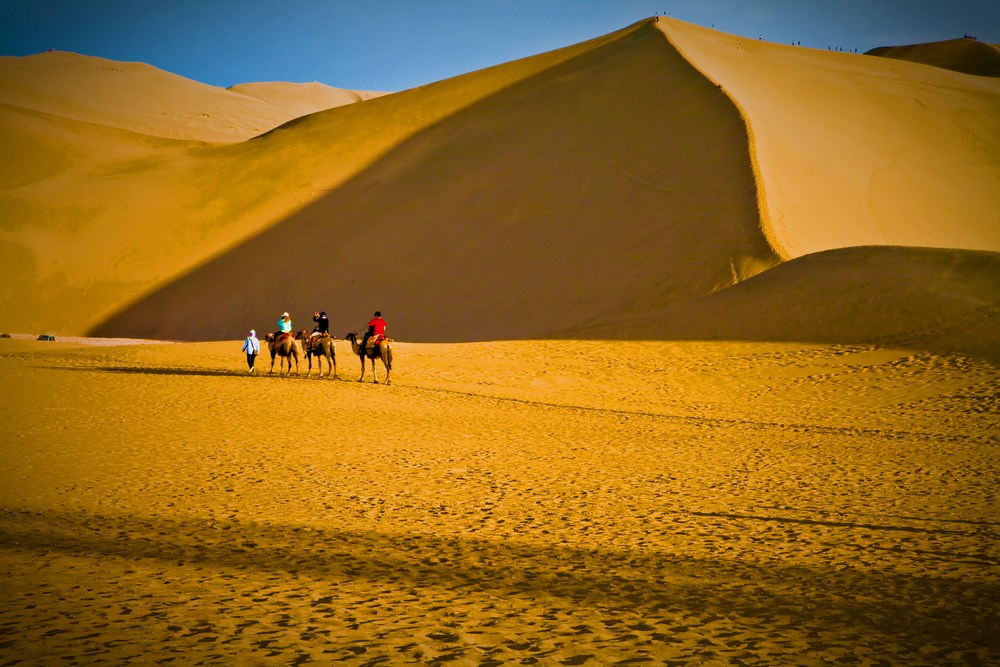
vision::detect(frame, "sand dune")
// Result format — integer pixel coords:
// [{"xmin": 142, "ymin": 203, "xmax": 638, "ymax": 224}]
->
[
  {"xmin": 867, "ymin": 37, "xmax": 1000, "ymax": 77},
  {"xmin": 662, "ymin": 19, "xmax": 1000, "ymax": 258},
  {"xmin": 1, "ymin": 18, "xmax": 998, "ymax": 356},
  {"xmin": 564, "ymin": 246, "xmax": 1000, "ymax": 361},
  {"xmin": 0, "ymin": 50, "xmax": 379, "ymax": 142},
  {"xmin": 91, "ymin": 19, "xmax": 775, "ymax": 343},
  {"xmin": 229, "ymin": 80, "xmax": 386, "ymax": 117}
]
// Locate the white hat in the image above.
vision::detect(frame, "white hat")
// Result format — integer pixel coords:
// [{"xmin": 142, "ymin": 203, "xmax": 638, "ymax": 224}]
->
[
  {"xmin": 249, "ymin": 329, "xmax": 256, "ymax": 336},
  {"xmin": 282, "ymin": 312, "xmax": 289, "ymax": 317}
]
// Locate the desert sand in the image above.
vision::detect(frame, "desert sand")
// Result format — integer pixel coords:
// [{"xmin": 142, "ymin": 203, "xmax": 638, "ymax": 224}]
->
[
  {"xmin": 1, "ymin": 336, "xmax": 997, "ymax": 664},
  {"xmin": 1, "ymin": 12, "xmax": 999, "ymax": 665}
]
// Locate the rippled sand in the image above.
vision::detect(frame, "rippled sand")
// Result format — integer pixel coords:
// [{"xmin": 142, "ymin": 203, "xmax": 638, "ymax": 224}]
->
[{"xmin": 1, "ymin": 337, "xmax": 997, "ymax": 664}]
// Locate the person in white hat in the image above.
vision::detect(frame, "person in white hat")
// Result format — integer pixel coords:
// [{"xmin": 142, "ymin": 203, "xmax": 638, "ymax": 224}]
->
[
  {"xmin": 242, "ymin": 329, "xmax": 260, "ymax": 373},
  {"xmin": 275, "ymin": 312, "xmax": 293, "ymax": 339}
]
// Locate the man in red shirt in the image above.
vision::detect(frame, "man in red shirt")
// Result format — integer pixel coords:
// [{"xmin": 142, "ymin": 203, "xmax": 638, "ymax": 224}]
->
[{"xmin": 361, "ymin": 311, "xmax": 387, "ymax": 353}]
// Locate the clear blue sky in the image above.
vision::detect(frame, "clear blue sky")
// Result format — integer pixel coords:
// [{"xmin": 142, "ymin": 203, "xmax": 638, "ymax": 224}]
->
[{"xmin": 2, "ymin": 1, "xmax": 997, "ymax": 91}]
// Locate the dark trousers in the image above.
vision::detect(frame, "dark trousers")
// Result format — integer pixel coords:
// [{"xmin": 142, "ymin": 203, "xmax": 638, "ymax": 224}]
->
[{"xmin": 247, "ymin": 353, "xmax": 256, "ymax": 369}]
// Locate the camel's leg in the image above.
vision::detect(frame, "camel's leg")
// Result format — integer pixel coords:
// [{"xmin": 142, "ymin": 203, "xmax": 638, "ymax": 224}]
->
[
  {"xmin": 371, "ymin": 356, "xmax": 379, "ymax": 384},
  {"xmin": 357, "ymin": 354, "xmax": 366, "ymax": 382},
  {"xmin": 306, "ymin": 352, "xmax": 313, "ymax": 378},
  {"xmin": 269, "ymin": 352, "xmax": 277, "ymax": 374},
  {"xmin": 331, "ymin": 353, "xmax": 337, "ymax": 379},
  {"xmin": 382, "ymin": 355, "xmax": 391, "ymax": 385}
]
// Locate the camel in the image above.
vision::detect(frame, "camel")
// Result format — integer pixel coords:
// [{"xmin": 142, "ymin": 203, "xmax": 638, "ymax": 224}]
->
[
  {"xmin": 264, "ymin": 332, "xmax": 301, "ymax": 375},
  {"xmin": 295, "ymin": 330, "xmax": 337, "ymax": 378},
  {"xmin": 345, "ymin": 332, "xmax": 392, "ymax": 384}
]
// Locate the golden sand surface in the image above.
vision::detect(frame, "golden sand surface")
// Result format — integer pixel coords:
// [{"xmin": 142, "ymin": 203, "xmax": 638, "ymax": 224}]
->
[{"xmin": 1, "ymin": 337, "xmax": 997, "ymax": 664}]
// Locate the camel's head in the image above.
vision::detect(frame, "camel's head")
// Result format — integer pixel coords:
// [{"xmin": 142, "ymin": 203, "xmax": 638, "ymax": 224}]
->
[{"xmin": 264, "ymin": 333, "xmax": 275, "ymax": 342}]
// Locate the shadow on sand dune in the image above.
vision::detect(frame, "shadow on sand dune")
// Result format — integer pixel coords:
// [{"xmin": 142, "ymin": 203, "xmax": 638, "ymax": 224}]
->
[
  {"xmin": 88, "ymin": 20, "xmax": 774, "ymax": 344},
  {"xmin": 1, "ymin": 507, "xmax": 996, "ymax": 657}
]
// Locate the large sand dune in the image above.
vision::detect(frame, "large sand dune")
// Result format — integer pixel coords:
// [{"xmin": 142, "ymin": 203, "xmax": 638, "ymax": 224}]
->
[{"xmin": 1, "ymin": 18, "xmax": 998, "ymax": 357}]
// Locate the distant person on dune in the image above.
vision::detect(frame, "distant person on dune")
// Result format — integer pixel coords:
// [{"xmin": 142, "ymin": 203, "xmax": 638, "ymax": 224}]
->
[
  {"xmin": 361, "ymin": 311, "xmax": 387, "ymax": 353},
  {"xmin": 242, "ymin": 329, "xmax": 260, "ymax": 373}
]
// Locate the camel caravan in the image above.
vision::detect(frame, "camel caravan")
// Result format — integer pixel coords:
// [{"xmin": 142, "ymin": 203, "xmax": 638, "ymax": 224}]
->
[{"xmin": 262, "ymin": 310, "xmax": 392, "ymax": 384}]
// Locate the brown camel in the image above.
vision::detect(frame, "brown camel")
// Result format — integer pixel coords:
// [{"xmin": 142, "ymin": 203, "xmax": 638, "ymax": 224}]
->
[
  {"xmin": 295, "ymin": 330, "xmax": 337, "ymax": 378},
  {"xmin": 264, "ymin": 332, "xmax": 301, "ymax": 375},
  {"xmin": 345, "ymin": 332, "xmax": 392, "ymax": 384}
]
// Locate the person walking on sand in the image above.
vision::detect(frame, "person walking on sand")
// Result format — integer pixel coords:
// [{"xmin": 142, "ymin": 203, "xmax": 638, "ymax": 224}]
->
[{"xmin": 242, "ymin": 329, "xmax": 260, "ymax": 373}]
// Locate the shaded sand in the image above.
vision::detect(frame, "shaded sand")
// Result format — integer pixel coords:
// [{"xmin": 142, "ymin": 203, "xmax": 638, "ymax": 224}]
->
[
  {"xmin": 564, "ymin": 246, "xmax": 1000, "ymax": 362},
  {"xmin": 1, "ymin": 337, "xmax": 997, "ymax": 664},
  {"xmin": 89, "ymin": 19, "xmax": 774, "ymax": 343},
  {"xmin": 867, "ymin": 38, "xmax": 1000, "ymax": 78}
]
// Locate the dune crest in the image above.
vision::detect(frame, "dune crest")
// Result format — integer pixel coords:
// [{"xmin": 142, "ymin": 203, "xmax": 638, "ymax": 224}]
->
[{"xmin": 660, "ymin": 19, "xmax": 1000, "ymax": 259}]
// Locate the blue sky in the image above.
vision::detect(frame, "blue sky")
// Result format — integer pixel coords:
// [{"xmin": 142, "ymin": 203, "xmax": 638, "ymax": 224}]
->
[{"xmin": 2, "ymin": 1, "xmax": 998, "ymax": 91}]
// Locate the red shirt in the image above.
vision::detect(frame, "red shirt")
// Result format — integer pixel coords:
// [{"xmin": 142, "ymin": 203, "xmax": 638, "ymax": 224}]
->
[{"xmin": 368, "ymin": 317, "xmax": 387, "ymax": 337}]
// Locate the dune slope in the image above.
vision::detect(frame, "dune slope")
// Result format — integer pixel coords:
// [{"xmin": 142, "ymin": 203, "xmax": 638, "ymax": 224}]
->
[
  {"xmin": 229, "ymin": 81, "xmax": 386, "ymax": 117},
  {"xmin": 91, "ymin": 20, "xmax": 775, "ymax": 342},
  {"xmin": 867, "ymin": 38, "xmax": 1000, "ymax": 78},
  {"xmin": 1, "ymin": 27, "xmax": 633, "ymax": 336},
  {"xmin": 564, "ymin": 246, "xmax": 1000, "ymax": 361},
  {"xmin": 0, "ymin": 51, "xmax": 378, "ymax": 142},
  {"xmin": 662, "ymin": 19, "xmax": 1000, "ymax": 258}
]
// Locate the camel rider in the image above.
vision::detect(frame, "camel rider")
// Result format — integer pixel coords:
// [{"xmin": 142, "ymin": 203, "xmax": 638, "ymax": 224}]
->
[
  {"xmin": 275, "ymin": 312, "xmax": 292, "ymax": 341},
  {"xmin": 361, "ymin": 311, "xmax": 387, "ymax": 354},
  {"xmin": 311, "ymin": 311, "xmax": 330, "ymax": 338}
]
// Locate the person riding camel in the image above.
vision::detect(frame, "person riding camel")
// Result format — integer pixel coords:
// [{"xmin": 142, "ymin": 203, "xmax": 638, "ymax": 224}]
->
[
  {"xmin": 275, "ymin": 312, "xmax": 292, "ymax": 341},
  {"xmin": 308, "ymin": 311, "xmax": 330, "ymax": 351},
  {"xmin": 360, "ymin": 311, "xmax": 387, "ymax": 354},
  {"xmin": 312, "ymin": 311, "xmax": 330, "ymax": 338}
]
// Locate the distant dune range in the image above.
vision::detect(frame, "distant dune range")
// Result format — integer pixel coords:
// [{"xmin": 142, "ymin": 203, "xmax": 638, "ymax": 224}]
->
[
  {"xmin": 1, "ymin": 18, "xmax": 998, "ymax": 356},
  {"xmin": 867, "ymin": 37, "xmax": 1000, "ymax": 78}
]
